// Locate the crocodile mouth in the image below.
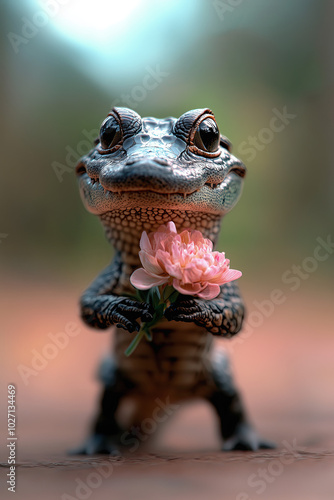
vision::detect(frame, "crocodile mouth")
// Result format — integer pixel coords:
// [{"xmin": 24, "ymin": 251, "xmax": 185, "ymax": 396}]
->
[
  {"xmin": 79, "ymin": 170, "xmax": 239, "ymax": 199},
  {"xmin": 77, "ymin": 160, "xmax": 244, "ymax": 215}
]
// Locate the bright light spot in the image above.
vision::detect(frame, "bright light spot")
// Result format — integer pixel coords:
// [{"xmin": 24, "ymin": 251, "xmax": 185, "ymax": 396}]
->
[
  {"xmin": 37, "ymin": 0, "xmax": 142, "ymax": 44},
  {"xmin": 29, "ymin": 0, "xmax": 203, "ymax": 89}
]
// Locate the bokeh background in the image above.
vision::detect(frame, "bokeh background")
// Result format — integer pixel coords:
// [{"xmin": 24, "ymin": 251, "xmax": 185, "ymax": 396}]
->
[{"xmin": 1, "ymin": 1, "xmax": 333, "ymax": 499}]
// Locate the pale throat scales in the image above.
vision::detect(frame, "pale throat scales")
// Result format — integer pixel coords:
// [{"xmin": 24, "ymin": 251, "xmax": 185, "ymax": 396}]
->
[{"xmin": 100, "ymin": 207, "xmax": 222, "ymax": 294}]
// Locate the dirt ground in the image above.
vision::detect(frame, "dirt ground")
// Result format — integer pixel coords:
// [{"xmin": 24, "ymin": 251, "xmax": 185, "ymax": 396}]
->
[{"xmin": 1, "ymin": 279, "xmax": 334, "ymax": 499}]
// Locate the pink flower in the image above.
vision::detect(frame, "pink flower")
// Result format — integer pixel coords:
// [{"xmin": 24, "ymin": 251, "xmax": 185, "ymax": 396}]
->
[{"xmin": 130, "ymin": 222, "xmax": 242, "ymax": 300}]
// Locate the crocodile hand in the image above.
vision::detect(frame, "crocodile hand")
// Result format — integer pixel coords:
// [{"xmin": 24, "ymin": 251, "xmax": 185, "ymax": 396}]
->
[
  {"xmin": 82, "ymin": 295, "xmax": 153, "ymax": 332},
  {"xmin": 164, "ymin": 282, "xmax": 245, "ymax": 337}
]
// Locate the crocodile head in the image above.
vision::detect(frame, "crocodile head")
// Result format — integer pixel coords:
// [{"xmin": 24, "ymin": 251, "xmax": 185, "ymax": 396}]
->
[{"xmin": 76, "ymin": 107, "xmax": 246, "ymax": 247}]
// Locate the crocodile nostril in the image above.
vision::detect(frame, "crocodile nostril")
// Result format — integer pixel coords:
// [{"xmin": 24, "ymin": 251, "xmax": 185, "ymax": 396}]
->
[
  {"xmin": 125, "ymin": 157, "xmax": 170, "ymax": 167},
  {"xmin": 125, "ymin": 158, "xmax": 136, "ymax": 166},
  {"xmin": 76, "ymin": 162, "xmax": 87, "ymax": 175},
  {"xmin": 154, "ymin": 158, "xmax": 170, "ymax": 166}
]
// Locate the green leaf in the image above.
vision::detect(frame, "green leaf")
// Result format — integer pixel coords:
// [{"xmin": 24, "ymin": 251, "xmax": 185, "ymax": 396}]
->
[
  {"xmin": 136, "ymin": 289, "xmax": 149, "ymax": 303},
  {"xmin": 168, "ymin": 291, "xmax": 179, "ymax": 304},
  {"xmin": 162, "ymin": 285, "xmax": 176, "ymax": 301},
  {"xmin": 155, "ymin": 304, "xmax": 165, "ymax": 317},
  {"xmin": 148, "ymin": 287, "xmax": 161, "ymax": 308}
]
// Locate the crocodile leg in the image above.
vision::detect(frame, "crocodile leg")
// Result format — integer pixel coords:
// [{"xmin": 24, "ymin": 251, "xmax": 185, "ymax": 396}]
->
[
  {"xmin": 207, "ymin": 351, "xmax": 275, "ymax": 451},
  {"xmin": 70, "ymin": 357, "xmax": 132, "ymax": 455}
]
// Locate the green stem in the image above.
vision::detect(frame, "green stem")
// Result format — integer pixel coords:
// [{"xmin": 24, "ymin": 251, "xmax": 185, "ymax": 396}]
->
[
  {"xmin": 124, "ymin": 286, "xmax": 179, "ymax": 356},
  {"xmin": 124, "ymin": 326, "xmax": 147, "ymax": 357}
]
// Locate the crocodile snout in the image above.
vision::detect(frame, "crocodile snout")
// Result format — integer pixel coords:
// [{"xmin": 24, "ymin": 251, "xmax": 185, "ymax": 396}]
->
[{"xmin": 99, "ymin": 158, "xmax": 201, "ymax": 194}]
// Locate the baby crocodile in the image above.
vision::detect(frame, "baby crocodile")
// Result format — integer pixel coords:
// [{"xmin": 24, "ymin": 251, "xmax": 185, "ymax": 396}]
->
[{"xmin": 74, "ymin": 107, "xmax": 272, "ymax": 454}]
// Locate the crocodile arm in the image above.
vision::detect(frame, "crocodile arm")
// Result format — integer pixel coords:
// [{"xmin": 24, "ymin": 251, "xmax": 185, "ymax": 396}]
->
[{"xmin": 80, "ymin": 252, "xmax": 153, "ymax": 332}]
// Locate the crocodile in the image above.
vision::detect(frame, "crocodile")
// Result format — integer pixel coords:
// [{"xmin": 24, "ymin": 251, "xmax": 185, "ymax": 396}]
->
[{"xmin": 74, "ymin": 106, "xmax": 273, "ymax": 454}]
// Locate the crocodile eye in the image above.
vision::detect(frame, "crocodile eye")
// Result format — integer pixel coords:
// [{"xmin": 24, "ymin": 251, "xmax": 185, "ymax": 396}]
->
[
  {"xmin": 193, "ymin": 118, "xmax": 220, "ymax": 153},
  {"xmin": 99, "ymin": 116, "xmax": 122, "ymax": 151}
]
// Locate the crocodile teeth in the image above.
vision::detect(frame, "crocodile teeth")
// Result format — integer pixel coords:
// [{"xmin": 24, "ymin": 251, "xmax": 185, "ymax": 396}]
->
[
  {"xmin": 183, "ymin": 193, "xmax": 187, "ymax": 199},
  {"xmin": 211, "ymin": 183, "xmax": 214, "ymax": 189},
  {"xmin": 167, "ymin": 193, "xmax": 171, "ymax": 201}
]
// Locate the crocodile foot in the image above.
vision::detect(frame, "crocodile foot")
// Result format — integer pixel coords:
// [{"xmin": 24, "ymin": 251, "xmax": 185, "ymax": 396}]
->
[
  {"xmin": 222, "ymin": 423, "xmax": 276, "ymax": 451},
  {"xmin": 68, "ymin": 434, "xmax": 121, "ymax": 456}
]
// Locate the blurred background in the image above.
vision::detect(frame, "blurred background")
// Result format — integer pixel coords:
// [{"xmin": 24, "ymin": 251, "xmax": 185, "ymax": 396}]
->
[
  {"xmin": 1, "ymin": 0, "xmax": 333, "ymax": 498},
  {"xmin": 1, "ymin": 0, "xmax": 333, "ymax": 278}
]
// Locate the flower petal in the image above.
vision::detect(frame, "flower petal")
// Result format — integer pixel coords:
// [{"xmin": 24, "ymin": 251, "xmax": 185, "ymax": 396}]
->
[
  {"xmin": 155, "ymin": 249, "xmax": 173, "ymax": 273},
  {"xmin": 201, "ymin": 264, "xmax": 223, "ymax": 281},
  {"xmin": 181, "ymin": 264, "xmax": 203, "ymax": 284},
  {"xmin": 218, "ymin": 269, "xmax": 242, "ymax": 284},
  {"xmin": 166, "ymin": 221, "xmax": 177, "ymax": 233},
  {"xmin": 172, "ymin": 279, "xmax": 205, "ymax": 296},
  {"xmin": 140, "ymin": 231, "xmax": 153, "ymax": 253},
  {"xmin": 139, "ymin": 251, "xmax": 164, "ymax": 276},
  {"xmin": 196, "ymin": 284, "xmax": 221, "ymax": 300},
  {"xmin": 164, "ymin": 261, "xmax": 183, "ymax": 280},
  {"xmin": 130, "ymin": 268, "xmax": 169, "ymax": 290},
  {"xmin": 133, "ymin": 221, "xmax": 242, "ymax": 298}
]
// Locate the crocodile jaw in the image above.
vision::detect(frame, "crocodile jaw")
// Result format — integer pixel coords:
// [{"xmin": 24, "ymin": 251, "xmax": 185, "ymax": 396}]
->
[{"xmin": 78, "ymin": 171, "xmax": 244, "ymax": 217}]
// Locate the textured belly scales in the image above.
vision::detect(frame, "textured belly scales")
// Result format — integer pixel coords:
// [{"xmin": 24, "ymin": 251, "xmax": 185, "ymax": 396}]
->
[{"xmin": 114, "ymin": 320, "xmax": 215, "ymax": 399}]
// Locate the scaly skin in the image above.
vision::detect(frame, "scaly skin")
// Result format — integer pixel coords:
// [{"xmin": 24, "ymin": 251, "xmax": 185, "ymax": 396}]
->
[{"xmin": 72, "ymin": 107, "xmax": 274, "ymax": 454}]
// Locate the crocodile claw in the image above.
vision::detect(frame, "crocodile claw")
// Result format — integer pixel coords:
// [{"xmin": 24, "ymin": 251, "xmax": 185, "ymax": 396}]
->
[
  {"xmin": 222, "ymin": 424, "xmax": 276, "ymax": 451},
  {"xmin": 68, "ymin": 434, "xmax": 121, "ymax": 456},
  {"xmin": 110, "ymin": 298, "xmax": 154, "ymax": 333}
]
